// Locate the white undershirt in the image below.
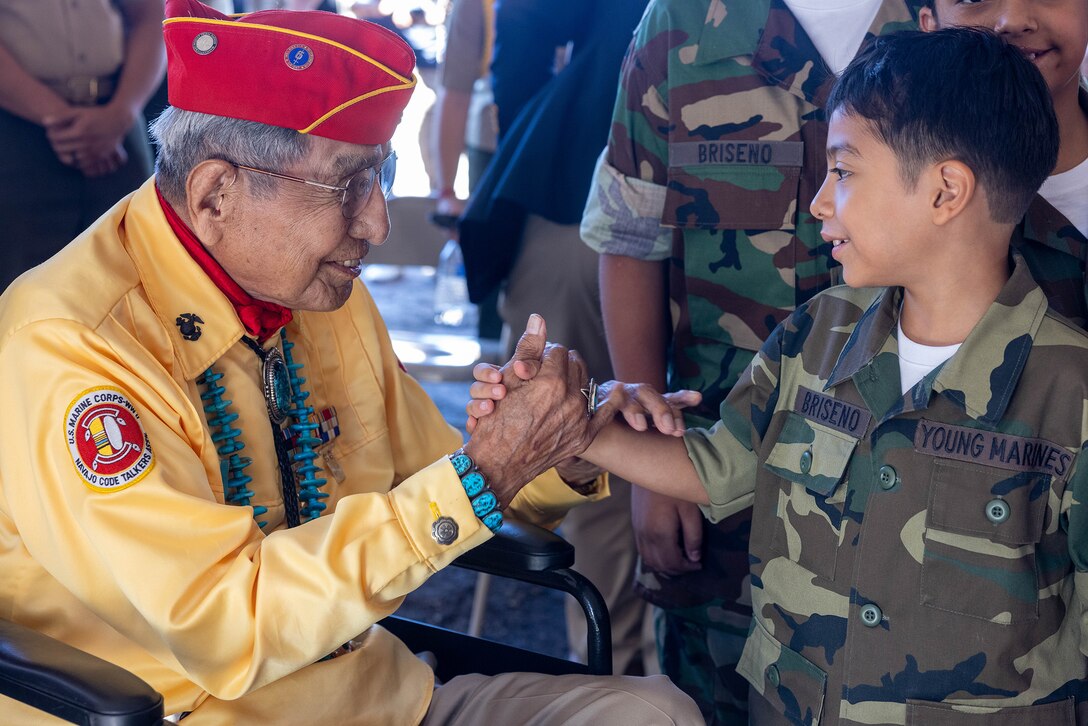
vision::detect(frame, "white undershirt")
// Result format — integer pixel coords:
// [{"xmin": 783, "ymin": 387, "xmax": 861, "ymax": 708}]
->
[
  {"xmin": 1038, "ymin": 154, "xmax": 1088, "ymax": 238},
  {"xmin": 783, "ymin": 0, "xmax": 883, "ymax": 75},
  {"xmin": 897, "ymin": 320, "xmax": 961, "ymax": 395}
]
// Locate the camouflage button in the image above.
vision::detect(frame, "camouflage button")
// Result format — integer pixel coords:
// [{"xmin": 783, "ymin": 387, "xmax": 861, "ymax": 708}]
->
[
  {"xmin": 860, "ymin": 603, "xmax": 882, "ymax": 627},
  {"xmin": 765, "ymin": 664, "xmax": 781, "ymax": 689},
  {"xmin": 799, "ymin": 450, "xmax": 812, "ymax": 474},
  {"xmin": 877, "ymin": 465, "xmax": 898, "ymax": 490},
  {"xmin": 985, "ymin": 498, "xmax": 1010, "ymax": 524}
]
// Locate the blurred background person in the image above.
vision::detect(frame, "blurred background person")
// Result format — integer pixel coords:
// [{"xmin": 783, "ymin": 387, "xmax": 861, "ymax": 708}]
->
[
  {"xmin": 431, "ymin": 0, "xmax": 501, "ymax": 339},
  {"xmin": 431, "ymin": 0, "xmax": 497, "ymax": 219},
  {"xmin": 353, "ymin": 0, "xmax": 446, "ymax": 190},
  {"xmin": 0, "ymin": 0, "xmax": 166, "ymax": 292}
]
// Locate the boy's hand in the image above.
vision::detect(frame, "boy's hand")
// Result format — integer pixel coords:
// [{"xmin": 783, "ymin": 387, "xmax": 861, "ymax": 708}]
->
[
  {"xmin": 466, "ymin": 316, "xmax": 701, "ymax": 436},
  {"xmin": 464, "ymin": 314, "xmax": 549, "ymax": 433},
  {"xmin": 468, "ymin": 368, "xmax": 700, "ymax": 436},
  {"xmin": 465, "ymin": 361, "xmax": 505, "ymax": 434},
  {"xmin": 592, "ymin": 381, "xmax": 700, "ymax": 437}
]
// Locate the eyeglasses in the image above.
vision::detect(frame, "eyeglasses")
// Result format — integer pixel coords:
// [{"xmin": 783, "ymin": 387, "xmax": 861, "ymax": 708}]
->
[{"xmin": 230, "ymin": 150, "xmax": 396, "ymax": 219}]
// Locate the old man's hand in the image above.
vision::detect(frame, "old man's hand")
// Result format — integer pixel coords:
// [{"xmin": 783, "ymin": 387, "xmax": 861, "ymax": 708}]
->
[
  {"xmin": 462, "ymin": 315, "xmax": 701, "ymax": 506},
  {"xmin": 466, "ymin": 317, "xmax": 701, "ymax": 438},
  {"xmin": 461, "ymin": 315, "xmax": 599, "ymax": 508}
]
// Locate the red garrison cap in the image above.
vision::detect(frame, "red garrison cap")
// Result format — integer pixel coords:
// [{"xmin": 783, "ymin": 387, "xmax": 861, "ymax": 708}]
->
[{"xmin": 163, "ymin": 0, "xmax": 415, "ymax": 145}]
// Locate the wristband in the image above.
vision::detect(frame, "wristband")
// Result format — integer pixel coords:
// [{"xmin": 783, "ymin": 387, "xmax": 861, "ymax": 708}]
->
[{"xmin": 449, "ymin": 449, "xmax": 503, "ymax": 533}]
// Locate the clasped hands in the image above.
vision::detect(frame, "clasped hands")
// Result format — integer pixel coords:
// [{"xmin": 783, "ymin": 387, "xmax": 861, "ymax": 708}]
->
[
  {"xmin": 42, "ymin": 103, "xmax": 136, "ymax": 178},
  {"xmin": 459, "ymin": 314, "xmax": 699, "ymax": 507}
]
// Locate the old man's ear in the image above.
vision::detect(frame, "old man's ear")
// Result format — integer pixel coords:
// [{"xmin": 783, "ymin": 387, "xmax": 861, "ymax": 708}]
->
[{"xmin": 185, "ymin": 159, "xmax": 241, "ymax": 248}]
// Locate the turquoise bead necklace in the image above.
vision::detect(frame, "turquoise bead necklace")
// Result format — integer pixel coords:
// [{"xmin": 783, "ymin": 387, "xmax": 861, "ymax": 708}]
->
[
  {"xmin": 198, "ymin": 328, "xmax": 328, "ymax": 528},
  {"xmin": 282, "ymin": 334, "xmax": 329, "ymax": 520},
  {"xmin": 198, "ymin": 368, "xmax": 268, "ymax": 527}
]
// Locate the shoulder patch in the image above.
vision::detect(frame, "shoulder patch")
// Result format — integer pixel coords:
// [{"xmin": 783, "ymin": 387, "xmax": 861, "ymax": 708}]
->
[{"xmin": 65, "ymin": 387, "xmax": 155, "ymax": 492}]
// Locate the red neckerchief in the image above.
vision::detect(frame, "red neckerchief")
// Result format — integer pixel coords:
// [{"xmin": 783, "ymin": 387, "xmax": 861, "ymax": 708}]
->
[{"xmin": 156, "ymin": 185, "xmax": 292, "ymax": 343}]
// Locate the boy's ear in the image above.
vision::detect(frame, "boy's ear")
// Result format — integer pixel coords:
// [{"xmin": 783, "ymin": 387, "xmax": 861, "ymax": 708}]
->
[
  {"xmin": 929, "ymin": 159, "xmax": 975, "ymax": 226},
  {"xmin": 185, "ymin": 159, "xmax": 239, "ymax": 250},
  {"xmin": 919, "ymin": 7, "xmax": 938, "ymax": 32}
]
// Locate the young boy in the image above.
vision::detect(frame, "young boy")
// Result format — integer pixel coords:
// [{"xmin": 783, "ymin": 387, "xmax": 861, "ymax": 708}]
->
[
  {"xmin": 590, "ymin": 27, "xmax": 1088, "ymax": 724},
  {"xmin": 921, "ymin": 0, "xmax": 1088, "ymax": 327},
  {"xmin": 475, "ymin": 27, "xmax": 1087, "ymax": 724}
]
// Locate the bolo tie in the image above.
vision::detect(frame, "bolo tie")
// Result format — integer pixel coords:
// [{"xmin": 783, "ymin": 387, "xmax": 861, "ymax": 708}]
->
[{"xmin": 199, "ymin": 330, "xmax": 328, "ymax": 529}]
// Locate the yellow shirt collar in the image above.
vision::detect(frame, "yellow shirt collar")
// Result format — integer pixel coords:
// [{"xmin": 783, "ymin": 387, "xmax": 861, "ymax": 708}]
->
[{"xmin": 122, "ymin": 178, "xmax": 247, "ymax": 381}]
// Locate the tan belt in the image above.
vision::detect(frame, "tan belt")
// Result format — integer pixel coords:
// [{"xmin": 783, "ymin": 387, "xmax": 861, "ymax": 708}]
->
[{"xmin": 44, "ymin": 74, "xmax": 118, "ymax": 106}]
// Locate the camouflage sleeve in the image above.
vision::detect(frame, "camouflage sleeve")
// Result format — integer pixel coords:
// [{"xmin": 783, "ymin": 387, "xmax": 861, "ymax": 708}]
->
[
  {"xmin": 607, "ymin": 0, "xmax": 670, "ymax": 185},
  {"xmin": 1064, "ymin": 444, "xmax": 1088, "ymax": 654},
  {"xmin": 685, "ymin": 418, "xmax": 758, "ymax": 523},
  {"xmin": 684, "ymin": 311, "xmax": 787, "ymax": 522},
  {"xmin": 581, "ymin": 1, "xmax": 673, "ymax": 260},
  {"xmin": 581, "ymin": 150, "xmax": 672, "ymax": 260}
]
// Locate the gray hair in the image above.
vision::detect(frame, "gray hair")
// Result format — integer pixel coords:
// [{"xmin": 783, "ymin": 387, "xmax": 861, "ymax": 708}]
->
[{"xmin": 148, "ymin": 107, "xmax": 311, "ymax": 204}]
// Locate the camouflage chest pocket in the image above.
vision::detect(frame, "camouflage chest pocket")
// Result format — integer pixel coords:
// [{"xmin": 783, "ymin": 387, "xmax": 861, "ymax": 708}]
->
[
  {"xmin": 664, "ymin": 141, "xmax": 803, "ymax": 230},
  {"xmin": 922, "ymin": 459, "xmax": 1050, "ymax": 624},
  {"xmin": 764, "ymin": 412, "xmax": 859, "ymax": 582}
]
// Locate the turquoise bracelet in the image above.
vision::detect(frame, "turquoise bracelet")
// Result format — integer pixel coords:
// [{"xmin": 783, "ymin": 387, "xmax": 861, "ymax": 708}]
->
[{"xmin": 449, "ymin": 449, "xmax": 503, "ymax": 533}]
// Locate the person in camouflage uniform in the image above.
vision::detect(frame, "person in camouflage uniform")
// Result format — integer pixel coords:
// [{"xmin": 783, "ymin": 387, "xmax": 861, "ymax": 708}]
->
[
  {"xmin": 686, "ymin": 260, "xmax": 1088, "ymax": 725},
  {"xmin": 919, "ymin": 0, "xmax": 1088, "ymax": 328},
  {"xmin": 1015, "ymin": 194, "xmax": 1088, "ymax": 325},
  {"xmin": 580, "ymin": 0, "xmax": 921, "ymax": 719},
  {"xmin": 574, "ymin": 26, "xmax": 1088, "ymax": 725}
]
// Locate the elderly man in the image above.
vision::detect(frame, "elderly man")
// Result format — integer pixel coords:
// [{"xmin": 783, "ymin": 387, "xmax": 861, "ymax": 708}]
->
[{"xmin": 0, "ymin": 1, "xmax": 701, "ymax": 723}]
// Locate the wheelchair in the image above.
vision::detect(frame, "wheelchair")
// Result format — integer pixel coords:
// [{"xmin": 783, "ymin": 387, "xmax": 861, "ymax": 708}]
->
[{"xmin": 0, "ymin": 518, "xmax": 611, "ymax": 725}]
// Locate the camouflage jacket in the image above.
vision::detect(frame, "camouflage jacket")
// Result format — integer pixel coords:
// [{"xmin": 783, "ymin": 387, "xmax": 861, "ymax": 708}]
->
[
  {"xmin": 684, "ymin": 253, "xmax": 1088, "ymax": 725},
  {"xmin": 1016, "ymin": 203, "xmax": 1088, "ymax": 328},
  {"xmin": 582, "ymin": 0, "xmax": 920, "ymax": 425},
  {"xmin": 1016, "ymin": 131, "xmax": 1088, "ymax": 329}
]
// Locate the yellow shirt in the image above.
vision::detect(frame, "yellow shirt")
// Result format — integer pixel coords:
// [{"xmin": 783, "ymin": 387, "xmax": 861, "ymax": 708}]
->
[{"xmin": 0, "ymin": 179, "xmax": 602, "ymax": 724}]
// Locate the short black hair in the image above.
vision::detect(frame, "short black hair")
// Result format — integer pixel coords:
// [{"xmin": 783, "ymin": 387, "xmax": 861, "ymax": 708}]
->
[{"xmin": 827, "ymin": 27, "xmax": 1058, "ymax": 224}]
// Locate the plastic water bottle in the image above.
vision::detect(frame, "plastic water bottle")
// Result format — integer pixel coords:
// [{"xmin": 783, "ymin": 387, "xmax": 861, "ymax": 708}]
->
[{"xmin": 433, "ymin": 239, "xmax": 477, "ymax": 328}]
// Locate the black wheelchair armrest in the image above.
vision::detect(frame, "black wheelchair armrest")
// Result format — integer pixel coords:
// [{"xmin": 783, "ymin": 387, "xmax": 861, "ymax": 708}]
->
[
  {"xmin": 450, "ymin": 517, "xmax": 612, "ymax": 676},
  {"xmin": 0, "ymin": 618, "xmax": 164, "ymax": 726},
  {"xmin": 454, "ymin": 517, "xmax": 574, "ymax": 573}
]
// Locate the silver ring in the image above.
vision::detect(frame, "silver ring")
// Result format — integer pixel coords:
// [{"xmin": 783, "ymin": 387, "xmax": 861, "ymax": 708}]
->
[{"xmin": 580, "ymin": 378, "xmax": 599, "ymax": 416}]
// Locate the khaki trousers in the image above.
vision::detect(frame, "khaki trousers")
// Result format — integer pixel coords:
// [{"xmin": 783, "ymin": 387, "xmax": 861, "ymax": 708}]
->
[
  {"xmin": 562, "ymin": 476, "xmax": 657, "ymax": 675},
  {"xmin": 423, "ymin": 672, "xmax": 703, "ymax": 725}
]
